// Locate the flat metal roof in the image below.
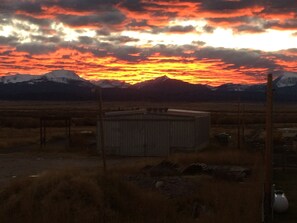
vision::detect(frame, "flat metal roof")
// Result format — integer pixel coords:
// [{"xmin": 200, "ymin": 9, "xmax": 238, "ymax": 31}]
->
[{"xmin": 104, "ymin": 108, "xmax": 210, "ymax": 118}]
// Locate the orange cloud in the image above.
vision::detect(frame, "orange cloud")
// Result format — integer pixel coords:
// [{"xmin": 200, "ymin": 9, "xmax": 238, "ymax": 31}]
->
[{"xmin": 0, "ymin": 47, "xmax": 272, "ymax": 86}]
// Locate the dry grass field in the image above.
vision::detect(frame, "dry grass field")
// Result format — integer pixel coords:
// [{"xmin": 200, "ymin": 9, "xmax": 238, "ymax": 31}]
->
[
  {"xmin": 0, "ymin": 149, "xmax": 263, "ymax": 223},
  {"xmin": 0, "ymin": 101, "xmax": 296, "ymax": 223}
]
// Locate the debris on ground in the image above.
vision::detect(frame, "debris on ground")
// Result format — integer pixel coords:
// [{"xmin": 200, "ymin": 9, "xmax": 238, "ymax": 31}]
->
[
  {"xmin": 125, "ymin": 160, "xmax": 251, "ymax": 220},
  {"xmin": 181, "ymin": 163, "xmax": 207, "ymax": 175},
  {"xmin": 141, "ymin": 160, "xmax": 251, "ymax": 181},
  {"xmin": 182, "ymin": 162, "xmax": 251, "ymax": 182},
  {"xmin": 126, "ymin": 175, "xmax": 196, "ymax": 198}
]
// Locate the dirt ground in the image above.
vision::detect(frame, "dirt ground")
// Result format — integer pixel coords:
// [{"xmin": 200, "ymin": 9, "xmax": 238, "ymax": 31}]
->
[
  {"xmin": 0, "ymin": 153, "xmax": 96, "ymax": 186},
  {"xmin": 0, "ymin": 150, "xmax": 147, "ymax": 187}
]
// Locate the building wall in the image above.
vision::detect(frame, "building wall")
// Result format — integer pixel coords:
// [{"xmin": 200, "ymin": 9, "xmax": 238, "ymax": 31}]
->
[
  {"xmin": 169, "ymin": 120, "xmax": 196, "ymax": 149},
  {"xmin": 98, "ymin": 113, "xmax": 209, "ymax": 156},
  {"xmin": 195, "ymin": 115, "xmax": 210, "ymax": 149}
]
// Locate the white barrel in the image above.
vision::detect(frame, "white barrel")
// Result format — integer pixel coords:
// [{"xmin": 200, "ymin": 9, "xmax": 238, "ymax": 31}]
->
[{"xmin": 273, "ymin": 190, "xmax": 289, "ymax": 213}]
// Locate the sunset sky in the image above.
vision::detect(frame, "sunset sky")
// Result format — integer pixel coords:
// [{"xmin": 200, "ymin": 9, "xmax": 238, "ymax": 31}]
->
[{"xmin": 1, "ymin": 0, "xmax": 297, "ymax": 86}]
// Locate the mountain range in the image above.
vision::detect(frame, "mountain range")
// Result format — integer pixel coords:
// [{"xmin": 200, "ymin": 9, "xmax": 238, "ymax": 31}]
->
[{"xmin": 0, "ymin": 70, "xmax": 296, "ymax": 101}]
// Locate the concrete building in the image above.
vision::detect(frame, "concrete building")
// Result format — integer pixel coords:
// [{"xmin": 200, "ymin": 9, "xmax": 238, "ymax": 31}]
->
[{"xmin": 97, "ymin": 108, "xmax": 210, "ymax": 156}]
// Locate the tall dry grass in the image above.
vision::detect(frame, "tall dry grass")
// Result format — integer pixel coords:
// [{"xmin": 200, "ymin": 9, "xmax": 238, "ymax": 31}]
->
[
  {"xmin": 0, "ymin": 148, "xmax": 264, "ymax": 223},
  {"xmin": 0, "ymin": 169, "xmax": 188, "ymax": 223}
]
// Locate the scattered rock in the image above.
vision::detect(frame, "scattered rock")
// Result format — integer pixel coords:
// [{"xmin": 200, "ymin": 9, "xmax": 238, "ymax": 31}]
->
[
  {"xmin": 29, "ymin": 174, "xmax": 40, "ymax": 178},
  {"xmin": 182, "ymin": 163, "xmax": 251, "ymax": 182},
  {"xmin": 155, "ymin": 180, "xmax": 164, "ymax": 189},
  {"xmin": 182, "ymin": 163, "xmax": 207, "ymax": 175}
]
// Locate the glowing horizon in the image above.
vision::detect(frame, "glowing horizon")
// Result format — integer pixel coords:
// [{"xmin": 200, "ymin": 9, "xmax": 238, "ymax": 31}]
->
[{"xmin": 1, "ymin": 0, "xmax": 297, "ymax": 86}]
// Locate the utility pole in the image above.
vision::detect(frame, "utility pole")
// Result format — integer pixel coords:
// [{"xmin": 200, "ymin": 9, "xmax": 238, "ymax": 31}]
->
[
  {"xmin": 241, "ymin": 104, "xmax": 245, "ymax": 144},
  {"xmin": 237, "ymin": 93, "xmax": 241, "ymax": 150},
  {"xmin": 97, "ymin": 87, "xmax": 107, "ymax": 174},
  {"xmin": 264, "ymin": 73, "xmax": 273, "ymax": 223}
]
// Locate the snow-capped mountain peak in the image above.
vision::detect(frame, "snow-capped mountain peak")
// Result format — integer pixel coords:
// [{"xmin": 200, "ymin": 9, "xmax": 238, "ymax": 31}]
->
[
  {"xmin": 275, "ymin": 72, "xmax": 297, "ymax": 88},
  {"xmin": 44, "ymin": 70, "xmax": 83, "ymax": 83},
  {"xmin": 0, "ymin": 70, "xmax": 86, "ymax": 85},
  {"xmin": 0, "ymin": 74, "xmax": 41, "ymax": 84}
]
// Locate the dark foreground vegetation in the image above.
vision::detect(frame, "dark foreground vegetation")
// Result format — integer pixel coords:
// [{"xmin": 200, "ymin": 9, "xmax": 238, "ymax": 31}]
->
[
  {"xmin": 0, "ymin": 149, "xmax": 263, "ymax": 223},
  {"xmin": 0, "ymin": 101, "xmax": 295, "ymax": 223}
]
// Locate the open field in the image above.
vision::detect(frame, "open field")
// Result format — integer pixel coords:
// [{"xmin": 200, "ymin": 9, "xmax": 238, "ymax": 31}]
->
[{"xmin": 0, "ymin": 101, "xmax": 296, "ymax": 222}]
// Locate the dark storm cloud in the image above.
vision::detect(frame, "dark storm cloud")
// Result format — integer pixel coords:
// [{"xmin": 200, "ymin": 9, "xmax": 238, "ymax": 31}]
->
[
  {"xmin": 152, "ymin": 25, "xmax": 195, "ymax": 34},
  {"xmin": 201, "ymin": 0, "xmax": 260, "ymax": 11},
  {"xmin": 207, "ymin": 15, "xmax": 278, "ymax": 33},
  {"xmin": 96, "ymin": 28, "xmax": 111, "ymax": 36},
  {"xmin": 120, "ymin": 0, "xmax": 173, "ymax": 12},
  {"xmin": 151, "ymin": 10, "xmax": 177, "ymax": 18},
  {"xmin": 235, "ymin": 25, "xmax": 265, "ymax": 33},
  {"xmin": 0, "ymin": 0, "xmax": 15, "ymax": 14},
  {"xmin": 113, "ymin": 45, "xmax": 141, "ymax": 56},
  {"xmin": 203, "ymin": 25, "xmax": 215, "ymax": 33},
  {"xmin": 57, "ymin": 10, "xmax": 126, "ymax": 27},
  {"xmin": 264, "ymin": 19, "xmax": 297, "ymax": 30},
  {"xmin": 264, "ymin": 0, "xmax": 297, "ymax": 9},
  {"xmin": 151, "ymin": 44, "xmax": 186, "ymax": 57},
  {"xmin": 67, "ymin": 44, "xmax": 108, "ymax": 57},
  {"xmin": 78, "ymin": 35, "xmax": 138, "ymax": 47},
  {"xmin": 105, "ymin": 36, "xmax": 139, "ymax": 43},
  {"xmin": 208, "ymin": 16, "xmax": 259, "ymax": 25},
  {"xmin": 30, "ymin": 36, "xmax": 61, "ymax": 44},
  {"xmin": 0, "ymin": 50, "xmax": 13, "ymax": 56},
  {"xmin": 16, "ymin": 43, "xmax": 57, "ymax": 55},
  {"xmin": 68, "ymin": 42, "xmax": 279, "ymax": 71},
  {"xmin": 0, "ymin": 0, "xmax": 120, "ymax": 16},
  {"xmin": 3, "ymin": 0, "xmax": 297, "ymax": 37},
  {"xmin": 142, "ymin": 44, "xmax": 276, "ymax": 70},
  {"xmin": 120, "ymin": 0, "xmax": 145, "ymax": 12},
  {"xmin": 194, "ymin": 47, "xmax": 277, "ymax": 69},
  {"xmin": 168, "ymin": 25, "xmax": 195, "ymax": 33},
  {"xmin": 180, "ymin": 0, "xmax": 261, "ymax": 11},
  {"xmin": 209, "ymin": 15, "xmax": 297, "ymax": 31},
  {"xmin": 192, "ymin": 41, "xmax": 206, "ymax": 46},
  {"xmin": 128, "ymin": 19, "xmax": 149, "ymax": 28},
  {"xmin": 15, "ymin": 15, "xmax": 52, "ymax": 27},
  {"xmin": 43, "ymin": 0, "xmax": 120, "ymax": 12},
  {"xmin": 0, "ymin": 36, "xmax": 18, "ymax": 45},
  {"xmin": 266, "ymin": 49, "xmax": 297, "ymax": 68},
  {"xmin": 15, "ymin": 2, "xmax": 43, "ymax": 14},
  {"xmin": 78, "ymin": 36, "xmax": 95, "ymax": 45}
]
